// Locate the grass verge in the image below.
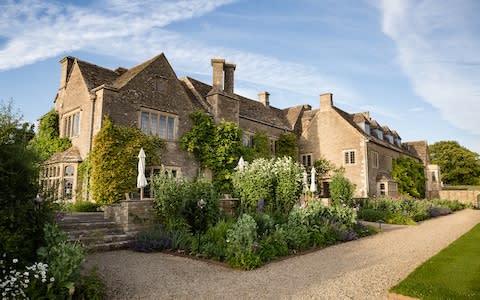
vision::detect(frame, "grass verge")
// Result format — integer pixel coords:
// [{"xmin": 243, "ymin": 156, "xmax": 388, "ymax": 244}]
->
[{"xmin": 390, "ymin": 223, "xmax": 480, "ymax": 299}]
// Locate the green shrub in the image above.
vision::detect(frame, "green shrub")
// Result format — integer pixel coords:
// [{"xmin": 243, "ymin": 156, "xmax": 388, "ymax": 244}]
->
[
  {"xmin": 232, "ymin": 157, "xmax": 303, "ymax": 214},
  {"xmin": 428, "ymin": 207, "xmax": 452, "ymax": 218},
  {"xmin": 258, "ymin": 227, "xmax": 289, "ymax": 262},
  {"xmin": 129, "ymin": 224, "xmax": 192, "ymax": 252},
  {"xmin": 195, "ymin": 220, "xmax": 233, "ymax": 260},
  {"xmin": 226, "ymin": 214, "xmax": 261, "ymax": 269},
  {"xmin": 37, "ymin": 222, "xmax": 85, "ymax": 298},
  {"xmin": 74, "ymin": 267, "xmax": 106, "ymax": 300},
  {"xmin": 252, "ymin": 212, "xmax": 275, "ymax": 237},
  {"xmin": 429, "ymin": 199, "xmax": 466, "ymax": 211},
  {"xmin": 152, "ymin": 174, "xmax": 219, "ymax": 233},
  {"xmin": 70, "ymin": 200, "xmax": 101, "ymax": 212},
  {"xmin": 384, "ymin": 214, "xmax": 416, "ymax": 225},
  {"xmin": 330, "ymin": 172, "xmax": 356, "ymax": 207},
  {"xmin": 358, "ymin": 208, "xmax": 386, "ymax": 222}
]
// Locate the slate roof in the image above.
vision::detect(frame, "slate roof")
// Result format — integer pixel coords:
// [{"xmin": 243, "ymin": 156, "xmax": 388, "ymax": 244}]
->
[
  {"xmin": 75, "ymin": 60, "xmax": 118, "ymax": 91},
  {"xmin": 332, "ymin": 107, "xmax": 418, "ymax": 158},
  {"xmin": 182, "ymin": 77, "xmax": 292, "ymax": 130},
  {"xmin": 111, "ymin": 54, "xmax": 163, "ymax": 89}
]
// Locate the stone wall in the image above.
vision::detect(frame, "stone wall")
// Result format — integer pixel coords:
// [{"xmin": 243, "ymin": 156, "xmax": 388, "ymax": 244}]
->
[
  {"xmin": 439, "ymin": 190, "xmax": 480, "ymax": 207},
  {"xmin": 104, "ymin": 199, "xmax": 156, "ymax": 234}
]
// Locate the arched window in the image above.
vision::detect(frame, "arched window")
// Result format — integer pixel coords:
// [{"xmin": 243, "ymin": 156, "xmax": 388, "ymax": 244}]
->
[{"xmin": 64, "ymin": 165, "xmax": 75, "ymax": 177}]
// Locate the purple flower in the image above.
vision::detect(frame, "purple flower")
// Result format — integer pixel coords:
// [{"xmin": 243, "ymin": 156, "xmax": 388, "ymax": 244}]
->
[{"xmin": 54, "ymin": 213, "xmax": 64, "ymax": 222}]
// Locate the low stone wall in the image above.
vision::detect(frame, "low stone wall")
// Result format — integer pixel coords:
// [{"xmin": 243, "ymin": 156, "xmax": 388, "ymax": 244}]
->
[
  {"xmin": 104, "ymin": 199, "xmax": 156, "ymax": 235},
  {"xmin": 439, "ymin": 190, "xmax": 480, "ymax": 207}
]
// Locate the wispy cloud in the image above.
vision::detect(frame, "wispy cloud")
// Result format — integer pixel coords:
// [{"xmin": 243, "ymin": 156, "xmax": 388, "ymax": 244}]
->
[
  {"xmin": 378, "ymin": 0, "xmax": 480, "ymax": 135},
  {"xmin": 0, "ymin": 0, "xmax": 361, "ymax": 109}
]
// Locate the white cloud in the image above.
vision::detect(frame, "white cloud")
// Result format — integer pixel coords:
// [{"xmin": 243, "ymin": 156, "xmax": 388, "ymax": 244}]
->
[
  {"xmin": 379, "ymin": 0, "xmax": 480, "ymax": 135},
  {"xmin": 0, "ymin": 0, "xmax": 362, "ymax": 110}
]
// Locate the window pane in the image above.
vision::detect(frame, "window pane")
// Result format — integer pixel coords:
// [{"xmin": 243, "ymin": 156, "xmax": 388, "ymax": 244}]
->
[
  {"xmin": 159, "ymin": 115, "xmax": 166, "ymax": 138},
  {"xmin": 150, "ymin": 113, "xmax": 158, "ymax": 136},
  {"xmin": 72, "ymin": 112, "xmax": 80, "ymax": 136},
  {"xmin": 141, "ymin": 112, "xmax": 149, "ymax": 134},
  {"xmin": 350, "ymin": 151, "xmax": 355, "ymax": 164},
  {"xmin": 167, "ymin": 117, "xmax": 175, "ymax": 139},
  {"xmin": 344, "ymin": 152, "xmax": 349, "ymax": 164}
]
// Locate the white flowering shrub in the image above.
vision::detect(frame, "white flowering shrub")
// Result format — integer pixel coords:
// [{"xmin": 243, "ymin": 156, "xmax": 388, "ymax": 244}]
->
[
  {"xmin": 232, "ymin": 157, "xmax": 303, "ymax": 213},
  {"xmin": 0, "ymin": 255, "xmax": 54, "ymax": 300}
]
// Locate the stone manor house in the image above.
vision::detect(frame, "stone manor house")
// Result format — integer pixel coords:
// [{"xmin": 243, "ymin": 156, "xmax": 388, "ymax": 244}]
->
[{"xmin": 41, "ymin": 53, "xmax": 441, "ymax": 202}]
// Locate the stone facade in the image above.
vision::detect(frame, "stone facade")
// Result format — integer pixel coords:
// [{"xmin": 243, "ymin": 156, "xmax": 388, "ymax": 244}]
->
[{"xmin": 42, "ymin": 52, "xmax": 439, "ymax": 202}]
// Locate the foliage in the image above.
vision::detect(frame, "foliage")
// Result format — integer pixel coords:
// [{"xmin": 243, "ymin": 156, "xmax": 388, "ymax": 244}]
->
[
  {"xmin": 0, "ymin": 101, "xmax": 55, "ymax": 264},
  {"xmin": 181, "ymin": 111, "xmax": 244, "ymax": 193},
  {"xmin": 74, "ymin": 267, "xmax": 107, "ymax": 300},
  {"xmin": 359, "ymin": 198, "xmax": 466, "ymax": 225},
  {"xmin": 129, "ymin": 224, "xmax": 192, "ymax": 252},
  {"xmin": 90, "ymin": 118, "xmax": 163, "ymax": 205},
  {"xmin": 275, "ymin": 133, "xmax": 297, "ymax": 159},
  {"xmin": 429, "ymin": 140, "xmax": 480, "ymax": 185},
  {"xmin": 329, "ymin": 172, "xmax": 356, "ymax": 207},
  {"xmin": 194, "ymin": 220, "xmax": 233, "ymax": 260},
  {"xmin": 313, "ymin": 158, "xmax": 337, "ymax": 179},
  {"xmin": 225, "ymin": 214, "xmax": 261, "ymax": 269},
  {"xmin": 258, "ymin": 228, "xmax": 289, "ymax": 262},
  {"xmin": 28, "ymin": 109, "xmax": 71, "ymax": 162},
  {"xmin": 391, "ymin": 157, "xmax": 426, "ymax": 198},
  {"xmin": 152, "ymin": 174, "xmax": 220, "ymax": 233},
  {"xmin": 37, "ymin": 222, "xmax": 85, "ymax": 298},
  {"xmin": 232, "ymin": 157, "xmax": 304, "ymax": 214},
  {"xmin": 390, "ymin": 223, "xmax": 480, "ymax": 299},
  {"xmin": 243, "ymin": 131, "xmax": 272, "ymax": 161}
]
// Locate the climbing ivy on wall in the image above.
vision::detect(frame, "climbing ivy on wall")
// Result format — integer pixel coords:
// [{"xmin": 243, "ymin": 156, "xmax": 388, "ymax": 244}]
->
[
  {"xmin": 181, "ymin": 110, "xmax": 244, "ymax": 193},
  {"xmin": 243, "ymin": 131, "xmax": 271, "ymax": 162},
  {"xmin": 391, "ymin": 156, "xmax": 426, "ymax": 198},
  {"xmin": 28, "ymin": 109, "xmax": 71, "ymax": 162},
  {"xmin": 90, "ymin": 118, "xmax": 164, "ymax": 205},
  {"xmin": 276, "ymin": 132, "xmax": 297, "ymax": 160}
]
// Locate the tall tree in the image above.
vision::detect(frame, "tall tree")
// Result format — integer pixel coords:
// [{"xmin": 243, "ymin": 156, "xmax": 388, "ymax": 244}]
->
[
  {"xmin": 0, "ymin": 101, "xmax": 53, "ymax": 264},
  {"xmin": 391, "ymin": 157, "xmax": 426, "ymax": 198},
  {"xmin": 429, "ymin": 141, "xmax": 480, "ymax": 185}
]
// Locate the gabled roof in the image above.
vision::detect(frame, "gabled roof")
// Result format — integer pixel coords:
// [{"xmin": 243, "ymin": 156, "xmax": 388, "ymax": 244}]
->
[
  {"xmin": 111, "ymin": 54, "xmax": 164, "ymax": 89},
  {"xmin": 182, "ymin": 77, "xmax": 292, "ymax": 130},
  {"xmin": 44, "ymin": 147, "xmax": 82, "ymax": 164},
  {"xmin": 283, "ymin": 105, "xmax": 307, "ymax": 129}
]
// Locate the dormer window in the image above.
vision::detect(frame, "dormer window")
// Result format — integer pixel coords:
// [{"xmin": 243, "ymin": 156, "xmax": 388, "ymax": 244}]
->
[
  {"xmin": 375, "ymin": 129, "xmax": 383, "ymax": 140},
  {"xmin": 386, "ymin": 135, "xmax": 394, "ymax": 144},
  {"xmin": 364, "ymin": 123, "xmax": 371, "ymax": 135}
]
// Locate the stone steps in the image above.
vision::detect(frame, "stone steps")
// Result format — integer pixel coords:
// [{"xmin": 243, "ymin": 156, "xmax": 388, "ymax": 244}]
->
[{"xmin": 59, "ymin": 212, "xmax": 133, "ymax": 252}]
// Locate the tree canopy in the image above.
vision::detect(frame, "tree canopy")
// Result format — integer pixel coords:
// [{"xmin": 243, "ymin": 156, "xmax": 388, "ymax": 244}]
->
[
  {"xmin": 391, "ymin": 156, "xmax": 426, "ymax": 198},
  {"xmin": 429, "ymin": 141, "xmax": 480, "ymax": 185},
  {"xmin": 28, "ymin": 109, "xmax": 71, "ymax": 162}
]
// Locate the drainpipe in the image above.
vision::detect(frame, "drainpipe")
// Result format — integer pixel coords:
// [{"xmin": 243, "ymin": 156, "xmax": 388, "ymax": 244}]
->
[{"xmin": 363, "ymin": 139, "xmax": 370, "ymax": 198}]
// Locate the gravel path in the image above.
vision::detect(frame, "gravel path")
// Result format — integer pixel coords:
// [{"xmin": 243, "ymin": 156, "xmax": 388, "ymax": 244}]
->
[{"xmin": 83, "ymin": 209, "xmax": 480, "ymax": 299}]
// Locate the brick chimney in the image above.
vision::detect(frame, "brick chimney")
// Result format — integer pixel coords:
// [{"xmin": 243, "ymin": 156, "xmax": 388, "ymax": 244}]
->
[
  {"xmin": 211, "ymin": 58, "xmax": 225, "ymax": 91},
  {"xmin": 223, "ymin": 63, "xmax": 236, "ymax": 94},
  {"xmin": 258, "ymin": 91, "xmax": 270, "ymax": 107},
  {"xmin": 320, "ymin": 93, "xmax": 333, "ymax": 112},
  {"xmin": 59, "ymin": 56, "xmax": 75, "ymax": 90}
]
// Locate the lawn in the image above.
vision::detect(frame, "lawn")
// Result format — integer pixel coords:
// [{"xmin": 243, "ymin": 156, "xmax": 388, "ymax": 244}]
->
[{"xmin": 390, "ymin": 223, "xmax": 480, "ymax": 299}]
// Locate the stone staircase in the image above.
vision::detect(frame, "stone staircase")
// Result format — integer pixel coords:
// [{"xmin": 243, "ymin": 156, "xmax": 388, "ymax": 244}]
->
[{"xmin": 59, "ymin": 212, "xmax": 133, "ymax": 251}]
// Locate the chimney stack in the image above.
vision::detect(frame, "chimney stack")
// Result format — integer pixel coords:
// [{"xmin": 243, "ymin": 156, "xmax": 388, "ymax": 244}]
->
[
  {"xmin": 320, "ymin": 93, "xmax": 333, "ymax": 111},
  {"xmin": 223, "ymin": 63, "xmax": 236, "ymax": 94},
  {"xmin": 258, "ymin": 91, "xmax": 270, "ymax": 107},
  {"xmin": 211, "ymin": 58, "xmax": 225, "ymax": 91},
  {"xmin": 59, "ymin": 56, "xmax": 75, "ymax": 90}
]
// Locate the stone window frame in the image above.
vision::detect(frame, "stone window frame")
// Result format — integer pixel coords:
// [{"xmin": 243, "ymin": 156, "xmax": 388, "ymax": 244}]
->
[
  {"xmin": 62, "ymin": 109, "xmax": 81, "ymax": 138},
  {"xmin": 139, "ymin": 108, "xmax": 178, "ymax": 141},
  {"xmin": 343, "ymin": 149, "xmax": 356, "ymax": 165},
  {"xmin": 143, "ymin": 165, "xmax": 182, "ymax": 198},
  {"xmin": 301, "ymin": 153, "xmax": 313, "ymax": 167},
  {"xmin": 242, "ymin": 131, "xmax": 254, "ymax": 148},
  {"xmin": 371, "ymin": 151, "xmax": 379, "ymax": 169}
]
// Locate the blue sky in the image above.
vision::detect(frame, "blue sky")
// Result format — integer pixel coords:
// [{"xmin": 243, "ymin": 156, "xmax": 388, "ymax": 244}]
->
[{"xmin": 1, "ymin": 0, "xmax": 479, "ymax": 153}]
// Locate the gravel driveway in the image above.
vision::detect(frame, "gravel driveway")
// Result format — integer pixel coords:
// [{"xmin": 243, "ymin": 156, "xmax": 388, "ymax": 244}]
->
[{"xmin": 83, "ymin": 209, "xmax": 480, "ymax": 299}]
